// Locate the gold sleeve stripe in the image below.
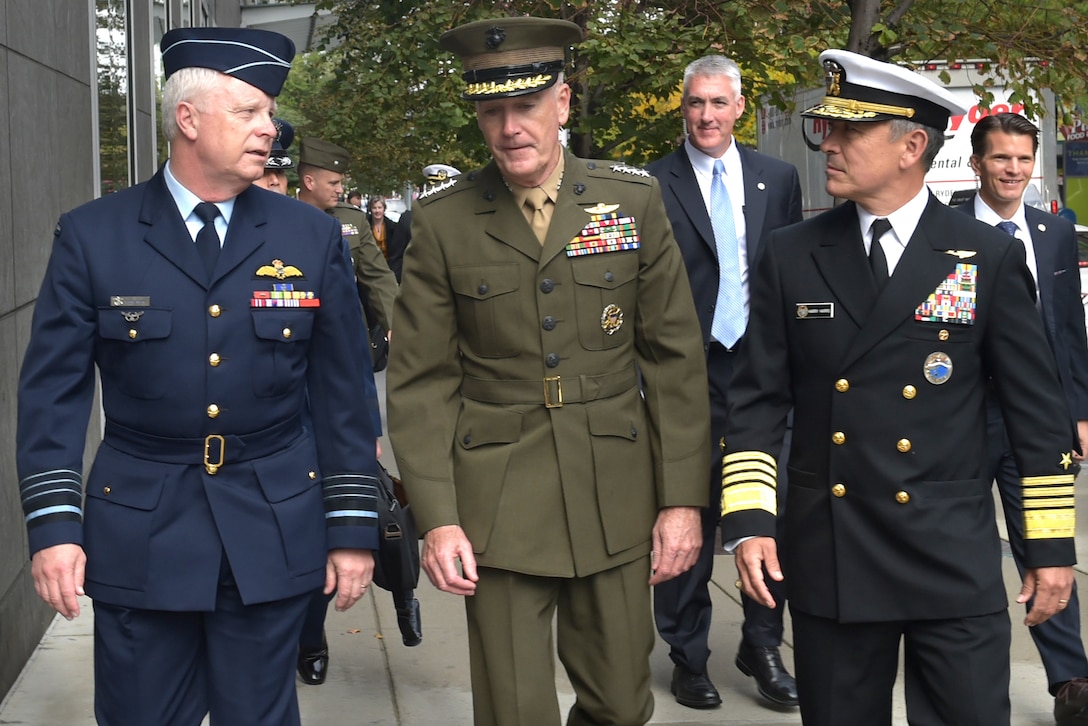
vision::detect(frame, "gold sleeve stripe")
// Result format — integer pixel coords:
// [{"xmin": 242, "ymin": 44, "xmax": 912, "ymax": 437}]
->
[
  {"xmin": 1022, "ymin": 474, "xmax": 1077, "ymax": 487},
  {"xmin": 1023, "ymin": 485, "xmax": 1076, "ymax": 499},
  {"xmin": 721, "ymin": 481, "xmax": 778, "ymax": 517},
  {"xmin": 1024, "ymin": 509, "xmax": 1076, "ymax": 540},
  {"xmin": 1023, "ymin": 498, "xmax": 1075, "ymax": 510},
  {"xmin": 723, "ymin": 450, "xmax": 777, "ymax": 469},
  {"xmin": 721, "ymin": 450, "xmax": 778, "ymax": 517}
]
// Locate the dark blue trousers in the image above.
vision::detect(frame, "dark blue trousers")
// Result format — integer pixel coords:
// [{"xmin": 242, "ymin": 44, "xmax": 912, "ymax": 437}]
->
[
  {"xmin": 986, "ymin": 401, "xmax": 1088, "ymax": 692},
  {"xmin": 93, "ymin": 584, "xmax": 309, "ymax": 725}
]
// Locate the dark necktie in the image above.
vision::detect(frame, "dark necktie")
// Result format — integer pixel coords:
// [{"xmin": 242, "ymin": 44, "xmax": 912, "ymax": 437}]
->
[
  {"xmin": 997, "ymin": 220, "xmax": 1019, "ymax": 237},
  {"xmin": 194, "ymin": 202, "xmax": 221, "ymax": 279},
  {"xmin": 869, "ymin": 218, "xmax": 891, "ymax": 290}
]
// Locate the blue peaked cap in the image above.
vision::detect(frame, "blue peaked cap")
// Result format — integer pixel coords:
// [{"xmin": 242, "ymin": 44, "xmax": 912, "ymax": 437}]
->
[{"xmin": 161, "ymin": 27, "xmax": 295, "ymax": 97}]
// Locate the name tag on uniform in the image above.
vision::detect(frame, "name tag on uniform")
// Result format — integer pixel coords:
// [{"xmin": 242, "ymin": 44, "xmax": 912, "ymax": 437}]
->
[
  {"xmin": 796, "ymin": 302, "xmax": 834, "ymax": 319},
  {"xmin": 110, "ymin": 296, "xmax": 150, "ymax": 307}
]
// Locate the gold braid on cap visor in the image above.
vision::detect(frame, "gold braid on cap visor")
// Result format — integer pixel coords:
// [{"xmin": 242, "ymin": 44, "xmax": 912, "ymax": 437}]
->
[
  {"xmin": 465, "ymin": 73, "xmax": 554, "ymax": 97},
  {"xmin": 816, "ymin": 95, "xmax": 917, "ymax": 120}
]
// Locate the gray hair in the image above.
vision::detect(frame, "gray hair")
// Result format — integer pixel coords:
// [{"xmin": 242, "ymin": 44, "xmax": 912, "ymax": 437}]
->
[
  {"xmin": 161, "ymin": 67, "xmax": 221, "ymax": 141},
  {"xmin": 683, "ymin": 56, "xmax": 742, "ymax": 97},
  {"xmin": 888, "ymin": 119, "xmax": 946, "ymax": 171}
]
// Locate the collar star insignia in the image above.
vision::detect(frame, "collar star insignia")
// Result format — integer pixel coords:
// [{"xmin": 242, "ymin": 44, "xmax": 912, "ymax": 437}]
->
[{"xmin": 1060, "ymin": 452, "xmax": 1074, "ymax": 470}]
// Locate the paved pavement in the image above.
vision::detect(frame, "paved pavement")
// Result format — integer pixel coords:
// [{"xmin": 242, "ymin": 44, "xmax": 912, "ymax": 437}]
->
[{"xmin": 3, "ymin": 372, "xmax": 1086, "ymax": 725}]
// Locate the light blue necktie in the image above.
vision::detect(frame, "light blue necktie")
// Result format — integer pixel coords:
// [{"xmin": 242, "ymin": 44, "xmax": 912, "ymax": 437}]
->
[{"xmin": 710, "ymin": 160, "xmax": 745, "ymax": 347}]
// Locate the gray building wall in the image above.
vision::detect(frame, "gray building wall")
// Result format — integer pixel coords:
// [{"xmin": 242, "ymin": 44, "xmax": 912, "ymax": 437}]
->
[{"xmin": 1, "ymin": 0, "xmax": 244, "ymax": 702}]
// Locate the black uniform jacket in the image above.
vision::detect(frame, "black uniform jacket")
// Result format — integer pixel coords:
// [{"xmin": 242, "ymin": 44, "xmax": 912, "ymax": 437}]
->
[{"xmin": 721, "ymin": 196, "xmax": 1076, "ymax": 623}]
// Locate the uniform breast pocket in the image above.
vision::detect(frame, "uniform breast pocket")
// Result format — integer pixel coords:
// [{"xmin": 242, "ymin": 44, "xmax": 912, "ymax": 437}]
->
[
  {"xmin": 96, "ymin": 307, "xmax": 173, "ymax": 399},
  {"xmin": 572, "ymin": 253, "xmax": 638, "ymax": 350},
  {"xmin": 450, "ymin": 264, "xmax": 522, "ymax": 358},
  {"xmin": 251, "ymin": 311, "xmax": 315, "ymax": 397}
]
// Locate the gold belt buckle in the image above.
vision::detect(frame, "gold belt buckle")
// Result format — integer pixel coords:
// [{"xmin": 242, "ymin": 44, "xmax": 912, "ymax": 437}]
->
[
  {"xmin": 543, "ymin": 376, "xmax": 563, "ymax": 408},
  {"xmin": 204, "ymin": 434, "xmax": 225, "ymax": 475}
]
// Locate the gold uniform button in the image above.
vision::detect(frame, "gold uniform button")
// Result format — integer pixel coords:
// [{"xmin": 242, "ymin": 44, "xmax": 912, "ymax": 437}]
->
[
  {"xmin": 209, "ymin": 304, "xmax": 222, "ymax": 318},
  {"xmin": 938, "ymin": 329, "xmax": 950, "ymax": 341},
  {"xmin": 209, "ymin": 353, "xmax": 221, "ymax": 367},
  {"xmin": 835, "ymin": 379, "xmax": 850, "ymax": 393},
  {"xmin": 282, "ymin": 327, "xmax": 292, "ymax": 339},
  {"xmin": 896, "ymin": 491, "xmax": 911, "ymax": 504},
  {"xmin": 832, "ymin": 431, "xmax": 846, "ymax": 445},
  {"xmin": 128, "ymin": 329, "xmax": 137, "ymax": 339},
  {"xmin": 832, "ymin": 483, "xmax": 847, "ymax": 498},
  {"xmin": 897, "ymin": 438, "xmax": 912, "ymax": 453},
  {"xmin": 207, "ymin": 404, "xmax": 220, "ymax": 419},
  {"xmin": 902, "ymin": 385, "xmax": 917, "ymax": 400},
  {"xmin": 103, "ymin": 486, "xmax": 111, "ymax": 495},
  {"xmin": 308, "ymin": 471, "xmax": 317, "ymax": 480}
]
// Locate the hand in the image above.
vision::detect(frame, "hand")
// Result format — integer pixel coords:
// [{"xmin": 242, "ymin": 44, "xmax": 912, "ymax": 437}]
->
[
  {"xmin": 648, "ymin": 506, "xmax": 702, "ymax": 586},
  {"xmin": 1074, "ymin": 420, "xmax": 1088, "ymax": 461},
  {"xmin": 31, "ymin": 543, "xmax": 86, "ymax": 620},
  {"xmin": 734, "ymin": 536, "xmax": 783, "ymax": 609},
  {"xmin": 325, "ymin": 548, "xmax": 375, "ymax": 612},
  {"xmin": 421, "ymin": 525, "xmax": 478, "ymax": 596},
  {"xmin": 1019, "ymin": 566, "xmax": 1075, "ymax": 627}
]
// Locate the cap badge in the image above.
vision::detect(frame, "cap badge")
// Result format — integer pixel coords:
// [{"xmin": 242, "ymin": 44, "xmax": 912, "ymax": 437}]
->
[
  {"xmin": 826, "ymin": 62, "xmax": 843, "ymax": 97},
  {"xmin": 601, "ymin": 304, "xmax": 624, "ymax": 335},
  {"xmin": 255, "ymin": 258, "xmax": 304, "ymax": 280},
  {"xmin": 485, "ymin": 26, "xmax": 506, "ymax": 49},
  {"xmin": 923, "ymin": 351, "xmax": 953, "ymax": 385}
]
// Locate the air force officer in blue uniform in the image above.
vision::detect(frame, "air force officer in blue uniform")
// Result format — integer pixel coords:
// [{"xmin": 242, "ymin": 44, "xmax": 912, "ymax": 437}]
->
[{"xmin": 16, "ymin": 28, "xmax": 380, "ymax": 726}]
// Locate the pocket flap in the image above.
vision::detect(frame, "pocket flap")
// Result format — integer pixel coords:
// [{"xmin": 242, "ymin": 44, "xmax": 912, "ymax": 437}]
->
[{"xmin": 97, "ymin": 308, "xmax": 172, "ymax": 342}]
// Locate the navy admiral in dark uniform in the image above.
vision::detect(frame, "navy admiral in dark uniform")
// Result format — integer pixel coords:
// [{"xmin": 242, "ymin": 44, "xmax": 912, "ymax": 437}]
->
[
  {"xmin": 721, "ymin": 50, "xmax": 1078, "ymax": 725},
  {"xmin": 16, "ymin": 27, "xmax": 380, "ymax": 726}
]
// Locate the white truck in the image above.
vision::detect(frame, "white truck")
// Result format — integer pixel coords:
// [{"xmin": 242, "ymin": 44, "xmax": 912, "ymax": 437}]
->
[{"xmin": 756, "ymin": 60, "xmax": 1059, "ymax": 218}]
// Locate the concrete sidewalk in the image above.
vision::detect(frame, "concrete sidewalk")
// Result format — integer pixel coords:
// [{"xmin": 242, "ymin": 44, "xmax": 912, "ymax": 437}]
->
[{"xmin": 2, "ymin": 372, "xmax": 1085, "ymax": 725}]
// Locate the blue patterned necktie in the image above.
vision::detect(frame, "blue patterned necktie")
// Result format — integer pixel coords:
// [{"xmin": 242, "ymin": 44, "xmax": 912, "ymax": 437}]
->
[
  {"xmin": 194, "ymin": 202, "xmax": 221, "ymax": 279},
  {"xmin": 997, "ymin": 220, "xmax": 1019, "ymax": 237},
  {"xmin": 709, "ymin": 160, "xmax": 744, "ymax": 347}
]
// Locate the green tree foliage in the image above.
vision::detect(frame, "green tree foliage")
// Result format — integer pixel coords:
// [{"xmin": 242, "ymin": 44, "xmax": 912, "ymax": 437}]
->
[{"xmin": 290, "ymin": 0, "xmax": 1088, "ymax": 192}]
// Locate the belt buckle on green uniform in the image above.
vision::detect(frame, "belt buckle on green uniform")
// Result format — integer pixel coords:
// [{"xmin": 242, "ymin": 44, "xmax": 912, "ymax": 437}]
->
[
  {"xmin": 543, "ymin": 376, "xmax": 563, "ymax": 408},
  {"xmin": 204, "ymin": 434, "xmax": 225, "ymax": 474}
]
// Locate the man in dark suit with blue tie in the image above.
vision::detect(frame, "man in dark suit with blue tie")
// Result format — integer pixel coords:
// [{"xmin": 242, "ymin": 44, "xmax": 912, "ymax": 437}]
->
[
  {"xmin": 647, "ymin": 55, "xmax": 803, "ymax": 710},
  {"xmin": 961, "ymin": 112, "xmax": 1088, "ymax": 726},
  {"xmin": 16, "ymin": 27, "xmax": 380, "ymax": 726}
]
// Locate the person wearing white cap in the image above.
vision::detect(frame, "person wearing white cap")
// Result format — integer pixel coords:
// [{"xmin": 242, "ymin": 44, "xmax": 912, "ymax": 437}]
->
[
  {"xmin": 16, "ymin": 26, "xmax": 381, "ymax": 725},
  {"xmin": 720, "ymin": 49, "xmax": 1077, "ymax": 725}
]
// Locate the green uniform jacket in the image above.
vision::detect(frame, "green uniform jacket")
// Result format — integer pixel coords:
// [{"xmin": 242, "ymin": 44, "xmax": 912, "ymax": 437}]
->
[
  {"xmin": 388, "ymin": 152, "xmax": 710, "ymax": 577},
  {"xmin": 331, "ymin": 202, "xmax": 398, "ymax": 332}
]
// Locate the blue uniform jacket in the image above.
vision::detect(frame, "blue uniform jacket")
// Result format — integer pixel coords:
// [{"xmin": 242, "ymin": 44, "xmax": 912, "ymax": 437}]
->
[{"xmin": 17, "ymin": 169, "xmax": 380, "ymax": 610}]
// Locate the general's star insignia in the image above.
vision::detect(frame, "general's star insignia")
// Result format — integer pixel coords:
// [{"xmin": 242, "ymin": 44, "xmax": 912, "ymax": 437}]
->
[
  {"xmin": 1061, "ymin": 452, "xmax": 1074, "ymax": 470},
  {"xmin": 255, "ymin": 258, "xmax": 304, "ymax": 280}
]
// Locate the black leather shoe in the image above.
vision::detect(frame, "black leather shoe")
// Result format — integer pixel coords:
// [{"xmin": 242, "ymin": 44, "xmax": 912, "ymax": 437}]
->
[
  {"xmin": 670, "ymin": 664, "xmax": 722, "ymax": 709},
  {"xmin": 735, "ymin": 642, "xmax": 798, "ymax": 707},
  {"xmin": 1055, "ymin": 678, "xmax": 1088, "ymax": 725},
  {"xmin": 297, "ymin": 640, "xmax": 329, "ymax": 685}
]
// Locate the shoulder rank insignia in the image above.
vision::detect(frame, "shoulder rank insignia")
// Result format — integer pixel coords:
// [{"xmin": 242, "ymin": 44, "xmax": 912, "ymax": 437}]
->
[
  {"xmin": 419, "ymin": 177, "xmax": 459, "ymax": 200},
  {"xmin": 609, "ymin": 163, "xmax": 650, "ymax": 178},
  {"xmin": 255, "ymin": 259, "xmax": 304, "ymax": 280},
  {"xmin": 945, "ymin": 249, "xmax": 977, "ymax": 259}
]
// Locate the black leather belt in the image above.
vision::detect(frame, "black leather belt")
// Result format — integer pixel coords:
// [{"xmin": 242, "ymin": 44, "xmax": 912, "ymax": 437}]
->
[
  {"xmin": 103, "ymin": 416, "xmax": 303, "ymax": 475},
  {"xmin": 461, "ymin": 363, "xmax": 638, "ymax": 408}
]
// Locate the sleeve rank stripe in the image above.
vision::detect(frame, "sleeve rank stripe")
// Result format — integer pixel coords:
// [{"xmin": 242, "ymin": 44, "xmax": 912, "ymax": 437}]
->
[
  {"xmin": 723, "ymin": 469, "xmax": 777, "ymax": 490},
  {"xmin": 1024, "ymin": 509, "xmax": 1076, "ymax": 539},
  {"xmin": 1023, "ymin": 485, "xmax": 1076, "ymax": 498},
  {"xmin": 1022, "ymin": 474, "xmax": 1077, "ymax": 487},
  {"xmin": 19, "ymin": 469, "xmax": 83, "ymax": 527},
  {"xmin": 723, "ymin": 450, "xmax": 778, "ymax": 470},
  {"xmin": 1023, "ymin": 498, "xmax": 1076, "ymax": 510},
  {"xmin": 721, "ymin": 481, "xmax": 778, "ymax": 517},
  {"xmin": 723, "ymin": 459, "xmax": 777, "ymax": 479}
]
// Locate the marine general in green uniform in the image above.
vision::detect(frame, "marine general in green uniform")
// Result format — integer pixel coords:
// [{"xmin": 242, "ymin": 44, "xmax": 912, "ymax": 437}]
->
[{"xmin": 387, "ymin": 16, "xmax": 711, "ymax": 726}]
